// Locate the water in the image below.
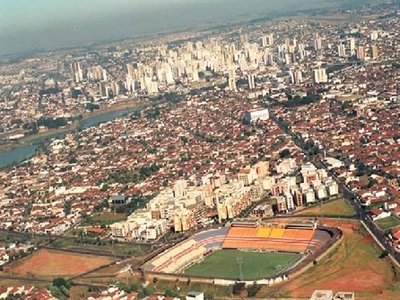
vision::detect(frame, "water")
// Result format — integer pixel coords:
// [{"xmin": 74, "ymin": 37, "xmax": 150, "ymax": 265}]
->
[{"xmin": 0, "ymin": 106, "xmax": 141, "ymax": 169}]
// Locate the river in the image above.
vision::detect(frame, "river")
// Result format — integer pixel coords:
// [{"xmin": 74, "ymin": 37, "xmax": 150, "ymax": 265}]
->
[{"xmin": 0, "ymin": 106, "xmax": 141, "ymax": 169}]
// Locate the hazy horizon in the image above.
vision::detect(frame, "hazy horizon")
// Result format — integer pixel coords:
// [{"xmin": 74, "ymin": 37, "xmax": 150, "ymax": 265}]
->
[{"xmin": 0, "ymin": 0, "xmax": 365, "ymax": 55}]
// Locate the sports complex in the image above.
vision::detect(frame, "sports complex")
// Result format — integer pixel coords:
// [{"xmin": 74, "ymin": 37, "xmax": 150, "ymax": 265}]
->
[{"xmin": 142, "ymin": 222, "xmax": 339, "ymax": 283}]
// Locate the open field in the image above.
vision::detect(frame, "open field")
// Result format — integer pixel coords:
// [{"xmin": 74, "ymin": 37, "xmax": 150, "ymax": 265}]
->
[
  {"xmin": 375, "ymin": 216, "xmax": 400, "ymax": 231},
  {"xmin": 4, "ymin": 249, "xmax": 114, "ymax": 277},
  {"xmin": 0, "ymin": 230, "xmax": 50, "ymax": 246},
  {"xmin": 296, "ymin": 198, "xmax": 356, "ymax": 217},
  {"xmin": 50, "ymin": 237, "xmax": 149, "ymax": 256},
  {"xmin": 287, "ymin": 13, "xmax": 381, "ymax": 25},
  {"xmin": 184, "ymin": 250, "xmax": 300, "ymax": 280},
  {"xmin": 271, "ymin": 219, "xmax": 398, "ymax": 299},
  {"xmin": 80, "ymin": 212, "xmax": 128, "ymax": 226}
]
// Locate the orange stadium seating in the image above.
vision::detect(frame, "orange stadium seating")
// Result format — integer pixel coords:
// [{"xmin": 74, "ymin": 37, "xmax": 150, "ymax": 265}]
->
[
  {"xmin": 256, "ymin": 227, "xmax": 271, "ymax": 238},
  {"xmin": 222, "ymin": 226, "xmax": 315, "ymax": 252}
]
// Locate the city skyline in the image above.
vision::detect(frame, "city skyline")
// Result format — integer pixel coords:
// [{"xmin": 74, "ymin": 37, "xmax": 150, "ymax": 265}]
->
[{"xmin": 0, "ymin": 0, "xmax": 355, "ymax": 55}]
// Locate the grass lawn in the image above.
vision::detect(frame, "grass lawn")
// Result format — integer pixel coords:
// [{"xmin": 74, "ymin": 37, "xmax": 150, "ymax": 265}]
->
[
  {"xmin": 81, "ymin": 212, "xmax": 127, "ymax": 226},
  {"xmin": 297, "ymin": 198, "xmax": 356, "ymax": 217},
  {"xmin": 375, "ymin": 216, "xmax": 400, "ymax": 231},
  {"xmin": 184, "ymin": 250, "xmax": 300, "ymax": 280}
]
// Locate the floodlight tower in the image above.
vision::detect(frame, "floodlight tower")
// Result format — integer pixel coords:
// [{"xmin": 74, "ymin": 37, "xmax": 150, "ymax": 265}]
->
[{"xmin": 236, "ymin": 256, "xmax": 244, "ymax": 281}]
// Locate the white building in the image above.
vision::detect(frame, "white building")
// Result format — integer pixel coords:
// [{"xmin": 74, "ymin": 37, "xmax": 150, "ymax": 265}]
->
[{"xmin": 245, "ymin": 108, "xmax": 269, "ymax": 123}]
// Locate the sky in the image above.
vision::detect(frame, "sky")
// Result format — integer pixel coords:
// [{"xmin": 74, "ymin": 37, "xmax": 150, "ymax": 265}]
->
[{"xmin": 0, "ymin": 0, "xmax": 353, "ymax": 55}]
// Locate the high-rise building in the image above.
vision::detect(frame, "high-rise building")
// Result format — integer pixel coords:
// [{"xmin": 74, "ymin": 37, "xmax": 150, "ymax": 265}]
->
[
  {"xmin": 228, "ymin": 68, "xmax": 236, "ymax": 91},
  {"xmin": 260, "ymin": 36, "xmax": 268, "ymax": 47},
  {"xmin": 338, "ymin": 43, "xmax": 346, "ymax": 57},
  {"xmin": 290, "ymin": 69, "xmax": 303, "ymax": 84},
  {"xmin": 349, "ymin": 38, "xmax": 356, "ymax": 56},
  {"xmin": 314, "ymin": 34, "xmax": 322, "ymax": 51},
  {"xmin": 357, "ymin": 45, "xmax": 365, "ymax": 60},
  {"xmin": 88, "ymin": 65, "xmax": 107, "ymax": 81},
  {"xmin": 313, "ymin": 68, "xmax": 328, "ymax": 83},
  {"xmin": 99, "ymin": 82, "xmax": 109, "ymax": 98},
  {"xmin": 110, "ymin": 81, "xmax": 120, "ymax": 97},
  {"xmin": 239, "ymin": 33, "xmax": 249, "ymax": 44},
  {"xmin": 266, "ymin": 34, "xmax": 274, "ymax": 46},
  {"xmin": 247, "ymin": 74, "xmax": 255, "ymax": 90},
  {"xmin": 371, "ymin": 44, "xmax": 378, "ymax": 60},
  {"xmin": 71, "ymin": 62, "xmax": 83, "ymax": 83},
  {"xmin": 370, "ymin": 31, "xmax": 379, "ymax": 41}
]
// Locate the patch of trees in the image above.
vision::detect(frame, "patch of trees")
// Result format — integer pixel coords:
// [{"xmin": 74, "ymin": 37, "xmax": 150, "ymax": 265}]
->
[
  {"xmin": 63, "ymin": 202, "xmax": 72, "ymax": 215},
  {"xmin": 146, "ymin": 107, "xmax": 161, "ymax": 120},
  {"xmin": 71, "ymin": 88, "xmax": 82, "ymax": 99},
  {"xmin": 153, "ymin": 92, "xmax": 184, "ymax": 104},
  {"xmin": 303, "ymin": 140, "xmax": 320, "ymax": 156},
  {"xmin": 37, "ymin": 117, "xmax": 67, "ymax": 129},
  {"xmin": 39, "ymin": 87, "xmax": 60, "ymax": 96},
  {"xmin": 247, "ymin": 282, "xmax": 261, "ymax": 297},
  {"xmin": 279, "ymin": 148, "xmax": 291, "ymax": 158},
  {"xmin": 115, "ymin": 195, "xmax": 153, "ymax": 214},
  {"xmin": 104, "ymin": 164, "xmax": 160, "ymax": 185},
  {"xmin": 284, "ymin": 93, "xmax": 321, "ymax": 108},
  {"xmin": 86, "ymin": 102, "xmax": 100, "ymax": 111},
  {"xmin": 49, "ymin": 277, "xmax": 71, "ymax": 298},
  {"xmin": 327, "ymin": 64, "xmax": 347, "ymax": 74},
  {"xmin": 232, "ymin": 282, "xmax": 246, "ymax": 296}
]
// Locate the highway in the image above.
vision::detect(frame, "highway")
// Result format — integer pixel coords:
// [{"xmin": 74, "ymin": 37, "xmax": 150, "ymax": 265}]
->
[{"xmin": 270, "ymin": 111, "xmax": 400, "ymax": 264}]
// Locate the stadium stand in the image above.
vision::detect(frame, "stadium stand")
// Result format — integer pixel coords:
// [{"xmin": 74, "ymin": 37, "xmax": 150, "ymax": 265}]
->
[
  {"xmin": 144, "ymin": 225, "xmax": 332, "ymax": 274},
  {"xmin": 221, "ymin": 226, "xmax": 319, "ymax": 252}
]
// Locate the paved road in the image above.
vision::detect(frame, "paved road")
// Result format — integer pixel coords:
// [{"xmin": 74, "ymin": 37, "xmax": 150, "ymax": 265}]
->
[{"xmin": 270, "ymin": 112, "xmax": 400, "ymax": 264}]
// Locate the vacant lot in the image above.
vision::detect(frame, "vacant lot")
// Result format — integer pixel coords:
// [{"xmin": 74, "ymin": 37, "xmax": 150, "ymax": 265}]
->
[
  {"xmin": 274, "ymin": 220, "xmax": 397, "ymax": 299},
  {"xmin": 80, "ymin": 212, "xmax": 127, "ymax": 226},
  {"xmin": 375, "ymin": 216, "xmax": 400, "ymax": 231},
  {"xmin": 185, "ymin": 250, "xmax": 300, "ymax": 280},
  {"xmin": 6, "ymin": 249, "xmax": 114, "ymax": 277},
  {"xmin": 50, "ymin": 237, "xmax": 148, "ymax": 256},
  {"xmin": 296, "ymin": 198, "xmax": 356, "ymax": 217}
]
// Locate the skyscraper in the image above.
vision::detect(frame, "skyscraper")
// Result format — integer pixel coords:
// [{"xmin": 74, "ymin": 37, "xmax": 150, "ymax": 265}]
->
[
  {"xmin": 357, "ymin": 45, "xmax": 365, "ymax": 60},
  {"xmin": 338, "ymin": 43, "xmax": 346, "ymax": 57},
  {"xmin": 371, "ymin": 44, "xmax": 378, "ymax": 60},
  {"xmin": 71, "ymin": 62, "xmax": 83, "ymax": 83},
  {"xmin": 349, "ymin": 38, "xmax": 356, "ymax": 56},
  {"xmin": 247, "ymin": 74, "xmax": 255, "ymax": 90},
  {"xmin": 228, "ymin": 69, "xmax": 237, "ymax": 91},
  {"xmin": 99, "ymin": 82, "xmax": 109, "ymax": 98},
  {"xmin": 313, "ymin": 68, "xmax": 328, "ymax": 84},
  {"xmin": 314, "ymin": 34, "xmax": 322, "ymax": 51}
]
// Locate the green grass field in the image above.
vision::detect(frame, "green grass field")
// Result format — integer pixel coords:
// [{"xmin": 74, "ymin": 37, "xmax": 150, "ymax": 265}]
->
[
  {"xmin": 297, "ymin": 198, "xmax": 356, "ymax": 217},
  {"xmin": 375, "ymin": 216, "xmax": 400, "ymax": 231},
  {"xmin": 184, "ymin": 250, "xmax": 301, "ymax": 280}
]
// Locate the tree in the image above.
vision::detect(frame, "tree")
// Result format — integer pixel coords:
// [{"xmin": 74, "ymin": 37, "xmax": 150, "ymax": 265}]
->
[
  {"xmin": 52, "ymin": 277, "xmax": 69, "ymax": 288},
  {"xmin": 143, "ymin": 286, "xmax": 154, "ymax": 296},
  {"xmin": 279, "ymin": 148, "xmax": 291, "ymax": 158},
  {"xmin": 64, "ymin": 202, "xmax": 72, "ymax": 216},
  {"xmin": 164, "ymin": 289, "xmax": 179, "ymax": 297},
  {"xmin": 232, "ymin": 282, "xmax": 246, "ymax": 296},
  {"xmin": 247, "ymin": 282, "xmax": 261, "ymax": 297}
]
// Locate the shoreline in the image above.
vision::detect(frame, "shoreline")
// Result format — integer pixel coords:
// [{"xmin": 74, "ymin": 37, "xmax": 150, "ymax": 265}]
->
[{"xmin": 0, "ymin": 99, "xmax": 146, "ymax": 153}]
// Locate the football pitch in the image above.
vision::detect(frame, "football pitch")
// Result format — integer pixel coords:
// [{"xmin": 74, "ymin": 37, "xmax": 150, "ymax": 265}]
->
[{"xmin": 184, "ymin": 250, "xmax": 301, "ymax": 280}]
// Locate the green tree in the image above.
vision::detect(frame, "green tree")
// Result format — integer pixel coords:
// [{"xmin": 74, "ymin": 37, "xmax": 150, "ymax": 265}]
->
[{"xmin": 64, "ymin": 202, "xmax": 72, "ymax": 215}]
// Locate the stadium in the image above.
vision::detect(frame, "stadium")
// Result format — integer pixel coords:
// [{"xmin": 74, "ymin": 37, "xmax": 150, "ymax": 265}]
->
[{"xmin": 142, "ymin": 222, "xmax": 339, "ymax": 282}]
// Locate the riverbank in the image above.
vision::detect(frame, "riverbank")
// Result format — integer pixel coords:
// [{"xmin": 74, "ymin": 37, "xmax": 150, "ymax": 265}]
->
[{"xmin": 0, "ymin": 99, "xmax": 147, "ymax": 153}]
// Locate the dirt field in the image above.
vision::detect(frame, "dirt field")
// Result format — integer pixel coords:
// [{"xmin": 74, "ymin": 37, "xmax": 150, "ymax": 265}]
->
[
  {"xmin": 273, "ymin": 219, "xmax": 398, "ymax": 299},
  {"xmin": 5, "ymin": 249, "xmax": 114, "ymax": 277}
]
